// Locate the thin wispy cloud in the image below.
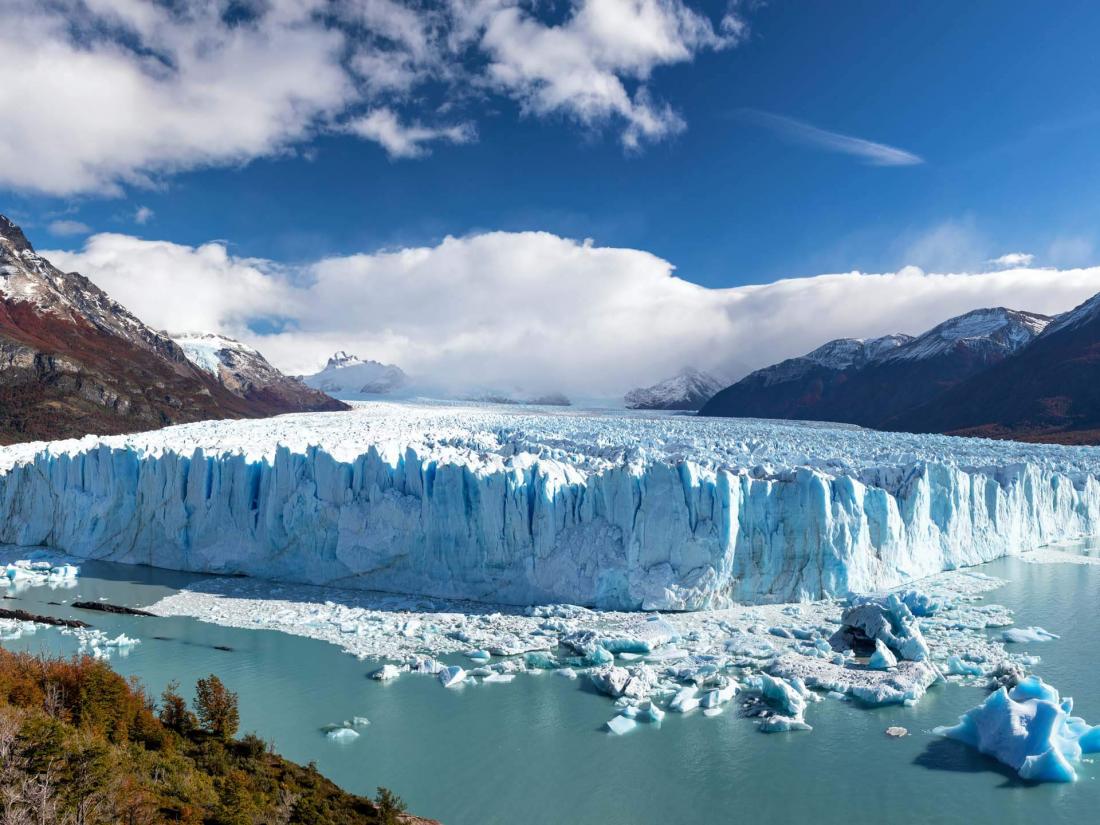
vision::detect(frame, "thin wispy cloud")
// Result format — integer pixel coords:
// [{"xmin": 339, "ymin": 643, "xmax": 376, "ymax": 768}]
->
[{"xmin": 739, "ymin": 110, "xmax": 923, "ymax": 166}]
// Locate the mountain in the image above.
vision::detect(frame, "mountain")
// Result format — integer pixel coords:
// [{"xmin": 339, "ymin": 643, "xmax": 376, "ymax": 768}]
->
[
  {"xmin": 699, "ymin": 307, "xmax": 1051, "ymax": 429},
  {"xmin": 890, "ymin": 295, "xmax": 1100, "ymax": 443},
  {"xmin": 302, "ymin": 351, "xmax": 408, "ymax": 397},
  {"xmin": 624, "ymin": 367, "xmax": 725, "ymax": 410},
  {"xmin": 173, "ymin": 333, "xmax": 346, "ymax": 414},
  {"xmin": 0, "ymin": 215, "xmax": 342, "ymax": 444}
]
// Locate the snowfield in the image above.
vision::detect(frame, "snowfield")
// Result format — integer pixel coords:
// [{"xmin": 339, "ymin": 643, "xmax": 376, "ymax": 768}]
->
[{"xmin": 0, "ymin": 401, "xmax": 1098, "ymax": 610}]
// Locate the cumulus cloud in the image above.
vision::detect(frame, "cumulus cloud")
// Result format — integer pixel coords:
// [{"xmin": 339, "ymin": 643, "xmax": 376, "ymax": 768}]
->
[
  {"xmin": 347, "ymin": 109, "xmax": 476, "ymax": 158},
  {"xmin": 464, "ymin": 0, "xmax": 747, "ymax": 148},
  {"xmin": 0, "ymin": 0, "xmax": 743, "ymax": 195},
  {"xmin": 739, "ymin": 110, "xmax": 923, "ymax": 167},
  {"xmin": 134, "ymin": 206, "xmax": 154, "ymax": 225},
  {"xmin": 45, "ymin": 231, "xmax": 1100, "ymax": 398}
]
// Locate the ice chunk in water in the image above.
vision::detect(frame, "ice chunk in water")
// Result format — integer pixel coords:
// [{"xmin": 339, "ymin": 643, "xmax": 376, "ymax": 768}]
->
[
  {"xmin": 606, "ymin": 715, "xmax": 637, "ymax": 735},
  {"xmin": 1002, "ymin": 626, "xmax": 1059, "ymax": 644},
  {"xmin": 438, "ymin": 666, "xmax": 467, "ymax": 688},
  {"xmin": 326, "ymin": 727, "xmax": 360, "ymax": 742},
  {"xmin": 935, "ymin": 676, "xmax": 1100, "ymax": 782},
  {"xmin": 370, "ymin": 664, "xmax": 401, "ymax": 681},
  {"xmin": 669, "ymin": 686, "xmax": 700, "ymax": 713}
]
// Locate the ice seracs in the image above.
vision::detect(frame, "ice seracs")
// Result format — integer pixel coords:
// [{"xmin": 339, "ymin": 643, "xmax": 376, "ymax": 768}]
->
[
  {"xmin": 2, "ymin": 401, "xmax": 1099, "ymax": 611},
  {"xmin": 935, "ymin": 676, "xmax": 1100, "ymax": 782}
]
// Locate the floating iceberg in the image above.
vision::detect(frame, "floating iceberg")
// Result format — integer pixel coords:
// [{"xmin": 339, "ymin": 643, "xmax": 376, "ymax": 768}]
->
[
  {"xmin": 1003, "ymin": 627, "xmax": 1060, "ymax": 644},
  {"xmin": 934, "ymin": 676, "xmax": 1100, "ymax": 782},
  {"xmin": 1, "ymin": 402, "xmax": 1098, "ymax": 610},
  {"xmin": 438, "ymin": 666, "xmax": 466, "ymax": 688},
  {"xmin": 325, "ymin": 727, "xmax": 360, "ymax": 742}
]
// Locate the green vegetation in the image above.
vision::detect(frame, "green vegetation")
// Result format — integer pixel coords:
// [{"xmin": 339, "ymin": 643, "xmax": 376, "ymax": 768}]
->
[{"xmin": 0, "ymin": 648, "xmax": 422, "ymax": 825}]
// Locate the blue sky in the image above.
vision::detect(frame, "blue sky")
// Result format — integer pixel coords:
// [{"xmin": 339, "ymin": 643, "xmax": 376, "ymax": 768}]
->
[
  {"xmin": 6, "ymin": 1, "xmax": 1100, "ymax": 392},
  {"xmin": 7, "ymin": 0, "xmax": 1100, "ymax": 286}
]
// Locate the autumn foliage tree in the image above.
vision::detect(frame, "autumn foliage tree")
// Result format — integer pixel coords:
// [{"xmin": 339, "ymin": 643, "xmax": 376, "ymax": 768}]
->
[{"xmin": 193, "ymin": 674, "xmax": 239, "ymax": 741}]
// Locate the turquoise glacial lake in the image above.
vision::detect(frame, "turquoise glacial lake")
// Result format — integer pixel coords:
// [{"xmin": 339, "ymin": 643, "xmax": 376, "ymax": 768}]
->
[{"xmin": 2, "ymin": 547, "xmax": 1099, "ymax": 825}]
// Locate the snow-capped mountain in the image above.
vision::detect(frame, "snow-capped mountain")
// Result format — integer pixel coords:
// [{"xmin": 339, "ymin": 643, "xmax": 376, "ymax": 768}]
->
[
  {"xmin": 700, "ymin": 305, "xmax": 1053, "ymax": 433},
  {"xmin": 173, "ymin": 333, "xmax": 347, "ymax": 414},
  {"xmin": 0, "ymin": 215, "xmax": 341, "ymax": 443},
  {"xmin": 878, "ymin": 308, "xmax": 1050, "ymax": 363},
  {"xmin": 624, "ymin": 367, "xmax": 725, "ymax": 410},
  {"xmin": 301, "ymin": 351, "xmax": 408, "ymax": 397},
  {"xmin": 892, "ymin": 296, "xmax": 1100, "ymax": 442}
]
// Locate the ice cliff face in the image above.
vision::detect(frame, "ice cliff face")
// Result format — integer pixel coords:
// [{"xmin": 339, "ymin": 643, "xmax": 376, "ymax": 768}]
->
[{"xmin": 0, "ymin": 402, "xmax": 1097, "ymax": 611}]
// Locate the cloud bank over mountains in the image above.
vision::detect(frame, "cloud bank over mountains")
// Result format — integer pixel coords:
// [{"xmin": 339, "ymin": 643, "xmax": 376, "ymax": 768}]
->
[
  {"xmin": 0, "ymin": 0, "xmax": 747, "ymax": 195},
  {"xmin": 46, "ymin": 231, "xmax": 1100, "ymax": 397}
]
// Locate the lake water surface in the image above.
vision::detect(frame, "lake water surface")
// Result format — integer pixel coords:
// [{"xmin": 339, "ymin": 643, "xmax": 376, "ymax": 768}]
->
[{"xmin": 2, "ymin": 547, "xmax": 1099, "ymax": 825}]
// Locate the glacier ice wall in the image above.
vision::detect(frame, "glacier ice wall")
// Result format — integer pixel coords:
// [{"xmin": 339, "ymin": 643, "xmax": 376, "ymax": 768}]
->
[{"xmin": 0, "ymin": 404, "xmax": 1098, "ymax": 610}]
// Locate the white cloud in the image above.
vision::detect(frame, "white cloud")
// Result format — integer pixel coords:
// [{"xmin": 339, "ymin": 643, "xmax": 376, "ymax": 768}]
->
[
  {"xmin": 987, "ymin": 252, "xmax": 1035, "ymax": 269},
  {"xmin": 464, "ymin": 0, "xmax": 745, "ymax": 148},
  {"xmin": 739, "ymin": 110, "xmax": 923, "ymax": 167},
  {"xmin": 134, "ymin": 206, "xmax": 154, "ymax": 225},
  {"xmin": 47, "ymin": 219, "xmax": 91, "ymax": 236},
  {"xmin": 0, "ymin": 0, "xmax": 742, "ymax": 195},
  {"xmin": 45, "ymin": 230, "xmax": 1100, "ymax": 398},
  {"xmin": 347, "ymin": 109, "xmax": 476, "ymax": 158}
]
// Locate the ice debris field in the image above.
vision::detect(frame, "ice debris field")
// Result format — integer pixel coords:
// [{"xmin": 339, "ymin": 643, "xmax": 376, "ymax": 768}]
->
[
  {"xmin": 148, "ymin": 559, "xmax": 1063, "ymax": 748},
  {"xmin": 1, "ymin": 401, "xmax": 1100, "ymax": 610}
]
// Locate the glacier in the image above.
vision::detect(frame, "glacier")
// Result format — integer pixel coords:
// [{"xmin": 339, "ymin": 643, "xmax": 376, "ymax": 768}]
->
[{"xmin": 0, "ymin": 401, "xmax": 1098, "ymax": 611}]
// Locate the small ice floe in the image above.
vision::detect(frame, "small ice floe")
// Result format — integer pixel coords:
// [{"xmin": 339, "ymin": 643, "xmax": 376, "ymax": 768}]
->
[
  {"xmin": 934, "ymin": 675, "xmax": 1100, "ymax": 782},
  {"xmin": 325, "ymin": 727, "xmax": 360, "ymax": 742},
  {"xmin": 1002, "ymin": 626, "xmax": 1059, "ymax": 644},
  {"xmin": 1, "ymin": 559, "xmax": 80, "ymax": 592},
  {"xmin": 466, "ymin": 649, "xmax": 491, "ymax": 663},
  {"xmin": 885, "ymin": 726, "xmax": 908, "ymax": 738},
  {"xmin": 481, "ymin": 672, "xmax": 515, "ymax": 684},
  {"xmin": 104, "ymin": 634, "xmax": 140, "ymax": 648},
  {"xmin": 748, "ymin": 673, "xmax": 812, "ymax": 733},
  {"xmin": 606, "ymin": 714, "xmax": 637, "ymax": 735},
  {"xmin": 946, "ymin": 655, "xmax": 984, "ymax": 677},
  {"xmin": 370, "ymin": 664, "xmax": 401, "ymax": 681},
  {"xmin": 438, "ymin": 665, "xmax": 467, "ymax": 688},
  {"xmin": 669, "ymin": 686, "xmax": 699, "ymax": 713}
]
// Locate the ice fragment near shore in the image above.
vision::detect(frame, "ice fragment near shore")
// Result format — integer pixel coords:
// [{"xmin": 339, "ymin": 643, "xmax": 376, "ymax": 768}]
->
[
  {"xmin": 1003, "ymin": 626, "xmax": 1059, "ymax": 644},
  {"xmin": 438, "ymin": 666, "xmax": 466, "ymax": 688},
  {"xmin": 935, "ymin": 676, "xmax": 1100, "ymax": 782}
]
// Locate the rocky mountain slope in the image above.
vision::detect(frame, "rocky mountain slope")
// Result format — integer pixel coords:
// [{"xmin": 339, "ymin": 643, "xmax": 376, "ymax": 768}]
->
[
  {"xmin": 891, "ymin": 294, "xmax": 1100, "ymax": 443},
  {"xmin": 174, "ymin": 333, "xmax": 346, "ymax": 414},
  {"xmin": 700, "ymin": 307, "xmax": 1056, "ymax": 435},
  {"xmin": 0, "ymin": 215, "xmax": 343, "ymax": 443},
  {"xmin": 624, "ymin": 367, "xmax": 725, "ymax": 410}
]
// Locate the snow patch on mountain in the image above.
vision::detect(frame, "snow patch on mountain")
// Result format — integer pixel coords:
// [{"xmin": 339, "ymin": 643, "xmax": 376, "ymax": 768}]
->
[
  {"xmin": 1041, "ymin": 293, "xmax": 1100, "ymax": 338},
  {"xmin": 1, "ymin": 401, "xmax": 1098, "ymax": 611},
  {"xmin": 624, "ymin": 368, "xmax": 725, "ymax": 410},
  {"xmin": 881, "ymin": 308, "xmax": 1050, "ymax": 362}
]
